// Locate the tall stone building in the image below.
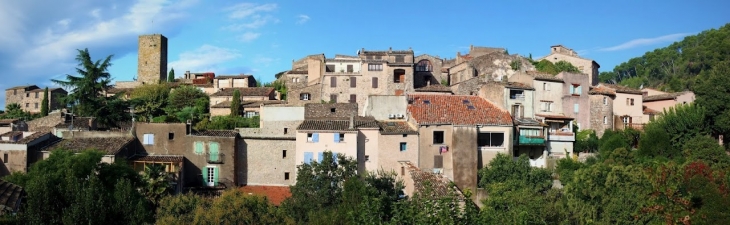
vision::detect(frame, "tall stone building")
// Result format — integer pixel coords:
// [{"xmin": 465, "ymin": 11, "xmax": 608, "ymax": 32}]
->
[
  {"xmin": 539, "ymin": 45, "xmax": 600, "ymax": 86},
  {"xmin": 4, "ymin": 85, "xmax": 67, "ymax": 114},
  {"xmin": 137, "ymin": 34, "xmax": 168, "ymax": 84}
]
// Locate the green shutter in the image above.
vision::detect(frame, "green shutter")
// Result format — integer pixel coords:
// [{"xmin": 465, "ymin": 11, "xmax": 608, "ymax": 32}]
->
[
  {"xmin": 209, "ymin": 142, "xmax": 220, "ymax": 162},
  {"xmin": 213, "ymin": 167, "xmax": 219, "ymax": 185},
  {"xmin": 194, "ymin": 142, "xmax": 204, "ymax": 155},
  {"xmin": 202, "ymin": 168, "xmax": 208, "ymax": 186}
]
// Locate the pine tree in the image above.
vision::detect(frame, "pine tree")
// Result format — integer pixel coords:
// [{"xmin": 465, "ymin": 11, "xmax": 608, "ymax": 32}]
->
[
  {"xmin": 167, "ymin": 68, "xmax": 175, "ymax": 82},
  {"xmin": 40, "ymin": 87, "xmax": 49, "ymax": 116},
  {"xmin": 230, "ymin": 90, "xmax": 241, "ymax": 116}
]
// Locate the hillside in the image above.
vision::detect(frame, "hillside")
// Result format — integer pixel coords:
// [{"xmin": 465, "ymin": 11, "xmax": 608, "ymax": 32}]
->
[{"xmin": 599, "ymin": 23, "xmax": 730, "ymax": 91}]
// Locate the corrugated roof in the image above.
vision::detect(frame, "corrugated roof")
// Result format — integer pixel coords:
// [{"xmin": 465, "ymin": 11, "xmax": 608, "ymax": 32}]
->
[{"xmin": 407, "ymin": 94, "xmax": 513, "ymax": 126}]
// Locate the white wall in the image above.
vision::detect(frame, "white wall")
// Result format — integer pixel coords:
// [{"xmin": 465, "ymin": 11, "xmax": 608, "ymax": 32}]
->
[
  {"xmin": 363, "ymin": 95, "xmax": 407, "ymax": 119},
  {"xmin": 261, "ymin": 106, "xmax": 305, "ymax": 121}
]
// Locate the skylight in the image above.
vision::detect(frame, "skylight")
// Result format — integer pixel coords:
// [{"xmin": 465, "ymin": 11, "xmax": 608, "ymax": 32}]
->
[
  {"xmin": 462, "ymin": 99, "xmax": 471, "ymax": 104},
  {"xmin": 467, "ymin": 105, "xmax": 476, "ymax": 110},
  {"xmin": 423, "ymin": 100, "xmax": 430, "ymax": 105},
  {"xmin": 387, "ymin": 122, "xmax": 395, "ymax": 126}
]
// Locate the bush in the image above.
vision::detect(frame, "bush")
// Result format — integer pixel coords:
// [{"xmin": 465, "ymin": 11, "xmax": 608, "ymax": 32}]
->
[{"xmin": 555, "ymin": 158, "xmax": 584, "ymax": 185}]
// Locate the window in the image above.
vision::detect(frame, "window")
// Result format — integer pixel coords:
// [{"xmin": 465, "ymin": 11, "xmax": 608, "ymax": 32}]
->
[
  {"xmin": 168, "ymin": 132, "xmax": 174, "ymax": 140},
  {"xmin": 603, "ymin": 116, "xmax": 607, "ymax": 125},
  {"xmin": 400, "ymin": 142, "xmax": 407, "ymax": 152},
  {"xmin": 3, "ymin": 154, "xmax": 7, "ymax": 163},
  {"xmin": 402, "ymin": 134, "xmax": 407, "ymax": 137},
  {"xmin": 630, "ymin": 98, "xmax": 635, "ymax": 106},
  {"xmin": 35, "ymin": 92, "xmax": 39, "ymax": 98},
  {"xmin": 415, "ymin": 60, "xmax": 432, "ymax": 72},
  {"xmin": 372, "ymin": 77, "xmax": 379, "ymax": 88},
  {"xmin": 284, "ymin": 128, "xmax": 288, "ymax": 134},
  {"xmin": 511, "ymin": 105, "xmax": 523, "ymax": 118},
  {"xmin": 509, "ymin": 90, "xmax": 524, "ymax": 100},
  {"xmin": 540, "ymin": 101, "xmax": 553, "ymax": 112},
  {"xmin": 318, "ymin": 152, "xmax": 324, "ymax": 163},
  {"xmin": 395, "ymin": 55, "xmax": 404, "ymax": 63},
  {"xmin": 478, "ymin": 132, "xmax": 505, "ymax": 147},
  {"xmin": 143, "ymin": 134, "xmax": 154, "ymax": 145},
  {"xmin": 208, "ymin": 142, "xmax": 220, "ymax": 162},
  {"xmin": 13, "ymin": 90, "xmax": 16, "ymax": 95},
  {"xmin": 303, "ymin": 152, "xmax": 313, "ymax": 164},
  {"xmin": 300, "ymin": 93, "xmax": 311, "ymax": 101},
  {"xmin": 570, "ymin": 84, "xmax": 582, "ymax": 95},
  {"xmin": 519, "ymin": 129, "xmax": 541, "ymax": 137},
  {"xmin": 25, "ymin": 103, "xmax": 29, "ymax": 108},
  {"xmin": 204, "ymin": 166, "xmax": 218, "ymax": 186},
  {"xmin": 307, "ymin": 133, "xmax": 313, "ymax": 142},
  {"xmin": 543, "ymin": 83, "xmax": 548, "ymax": 91},
  {"xmin": 26, "ymin": 93, "xmax": 29, "ymax": 97},
  {"xmin": 34, "ymin": 103, "xmax": 38, "ymax": 109},
  {"xmin": 433, "ymin": 131, "xmax": 444, "ymax": 144},
  {"xmin": 330, "ymin": 94, "xmax": 338, "ymax": 103},
  {"xmin": 334, "ymin": 133, "xmax": 344, "ymax": 143},
  {"xmin": 368, "ymin": 64, "xmax": 383, "ymax": 71},
  {"xmin": 622, "ymin": 116, "xmax": 631, "ymax": 124},
  {"xmin": 339, "ymin": 133, "xmax": 345, "ymax": 142},
  {"xmin": 350, "ymin": 77, "xmax": 357, "ymax": 87},
  {"xmin": 282, "ymin": 150, "xmax": 287, "ymax": 158},
  {"xmin": 394, "ymin": 69, "xmax": 405, "ymax": 83},
  {"xmin": 330, "ymin": 77, "xmax": 337, "ymax": 87},
  {"xmin": 245, "ymin": 111, "xmax": 258, "ymax": 118},
  {"xmin": 574, "ymin": 103, "xmax": 579, "ymax": 113},
  {"xmin": 326, "ymin": 64, "xmax": 335, "ymax": 72},
  {"xmin": 347, "ymin": 65, "xmax": 354, "ymax": 73},
  {"xmin": 365, "ymin": 155, "xmax": 370, "ymax": 161},
  {"xmin": 330, "ymin": 108, "xmax": 336, "ymax": 113},
  {"xmin": 603, "ymin": 97, "xmax": 608, "ymax": 105},
  {"xmin": 284, "ymin": 172, "xmax": 290, "ymax": 180},
  {"xmin": 194, "ymin": 141, "xmax": 204, "ymax": 155},
  {"xmin": 349, "ymin": 94, "xmax": 357, "ymax": 103},
  {"xmin": 307, "ymin": 133, "xmax": 319, "ymax": 143}
]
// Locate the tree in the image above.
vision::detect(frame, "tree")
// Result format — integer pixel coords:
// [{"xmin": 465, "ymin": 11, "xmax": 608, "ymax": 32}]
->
[
  {"xmin": 192, "ymin": 190, "xmax": 293, "ymax": 225},
  {"xmin": 52, "ymin": 48, "xmax": 113, "ymax": 117},
  {"xmin": 130, "ymin": 83, "xmax": 169, "ymax": 122},
  {"xmin": 695, "ymin": 61, "xmax": 730, "ymax": 138},
  {"xmin": 165, "ymin": 85, "xmax": 209, "ymax": 123},
  {"xmin": 40, "ymin": 87, "xmax": 49, "ymax": 116},
  {"xmin": 230, "ymin": 90, "xmax": 241, "ymax": 116},
  {"xmin": 639, "ymin": 103, "xmax": 708, "ymax": 159},
  {"xmin": 140, "ymin": 164, "xmax": 172, "ymax": 206},
  {"xmin": 167, "ymin": 68, "xmax": 175, "ymax": 82},
  {"xmin": 0, "ymin": 103, "xmax": 30, "ymax": 120}
]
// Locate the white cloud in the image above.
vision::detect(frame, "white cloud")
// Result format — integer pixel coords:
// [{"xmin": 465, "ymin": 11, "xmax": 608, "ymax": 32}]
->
[
  {"xmin": 599, "ymin": 33, "xmax": 693, "ymax": 51},
  {"xmin": 225, "ymin": 3, "xmax": 277, "ymax": 19},
  {"xmin": 238, "ymin": 32, "xmax": 261, "ymax": 42},
  {"xmin": 224, "ymin": 15, "xmax": 278, "ymax": 30},
  {"xmin": 169, "ymin": 45, "xmax": 242, "ymax": 72},
  {"xmin": 296, "ymin": 14, "xmax": 310, "ymax": 24}
]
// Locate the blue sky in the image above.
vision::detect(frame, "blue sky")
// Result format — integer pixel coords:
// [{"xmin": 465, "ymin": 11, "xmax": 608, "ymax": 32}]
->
[{"xmin": 1, "ymin": 0, "xmax": 728, "ymax": 110}]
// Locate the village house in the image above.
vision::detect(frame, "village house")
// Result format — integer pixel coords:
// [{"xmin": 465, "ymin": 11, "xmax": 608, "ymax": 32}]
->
[
  {"xmin": 530, "ymin": 72, "xmax": 576, "ymax": 158},
  {"xmin": 597, "ymin": 84, "xmax": 645, "ymax": 130},
  {"xmin": 0, "ymin": 119, "xmax": 27, "ymax": 135},
  {"xmin": 406, "ymin": 94, "xmax": 513, "ymax": 195},
  {"xmin": 208, "ymin": 87, "xmax": 279, "ymax": 117},
  {"xmin": 641, "ymin": 88, "xmax": 695, "ymax": 123},
  {"xmin": 588, "ymin": 86, "xmax": 616, "ymax": 137},
  {"xmin": 362, "ymin": 96, "xmax": 420, "ymax": 180},
  {"xmin": 444, "ymin": 45, "xmax": 534, "ymax": 84},
  {"xmin": 4, "ymin": 85, "xmax": 67, "ymax": 114},
  {"xmin": 539, "ymin": 45, "xmax": 601, "ymax": 86},
  {"xmin": 40, "ymin": 135, "xmax": 137, "ymax": 164},
  {"xmin": 0, "ymin": 131, "xmax": 56, "ymax": 176},
  {"xmin": 555, "ymin": 72, "xmax": 592, "ymax": 130}
]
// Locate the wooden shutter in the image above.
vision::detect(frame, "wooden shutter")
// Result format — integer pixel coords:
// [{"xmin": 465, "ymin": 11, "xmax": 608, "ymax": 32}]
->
[
  {"xmin": 213, "ymin": 167, "xmax": 219, "ymax": 185},
  {"xmin": 350, "ymin": 77, "xmax": 356, "ymax": 87},
  {"xmin": 330, "ymin": 94, "xmax": 337, "ymax": 103},
  {"xmin": 350, "ymin": 94, "xmax": 356, "ymax": 103},
  {"xmin": 312, "ymin": 133, "xmax": 319, "ymax": 143},
  {"xmin": 347, "ymin": 65, "xmax": 353, "ymax": 72},
  {"xmin": 434, "ymin": 155, "xmax": 443, "ymax": 168},
  {"xmin": 331, "ymin": 77, "xmax": 336, "ymax": 87},
  {"xmin": 569, "ymin": 85, "xmax": 575, "ymax": 94},
  {"xmin": 372, "ymin": 77, "xmax": 378, "ymax": 88},
  {"xmin": 304, "ymin": 152, "xmax": 313, "ymax": 164},
  {"xmin": 209, "ymin": 142, "xmax": 219, "ymax": 162},
  {"xmin": 334, "ymin": 133, "xmax": 340, "ymax": 143},
  {"xmin": 202, "ymin": 168, "xmax": 208, "ymax": 185},
  {"xmin": 194, "ymin": 141, "xmax": 204, "ymax": 155}
]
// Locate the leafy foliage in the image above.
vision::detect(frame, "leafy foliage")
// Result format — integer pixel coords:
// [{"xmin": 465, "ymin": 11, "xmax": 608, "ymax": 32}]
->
[
  {"xmin": 130, "ymin": 83, "xmax": 170, "ymax": 122},
  {"xmin": 140, "ymin": 164, "xmax": 172, "ymax": 206},
  {"xmin": 531, "ymin": 59, "xmax": 580, "ymax": 75},
  {"xmin": 230, "ymin": 90, "xmax": 241, "ymax": 116},
  {"xmin": 0, "ymin": 103, "xmax": 33, "ymax": 120},
  {"xmin": 40, "ymin": 87, "xmax": 49, "ymax": 116},
  {"xmin": 167, "ymin": 68, "xmax": 175, "ymax": 82},
  {"xmin": 509, "ymin": 59, "xmax": 521, "ymax": 71},
  {"xmin": 264, "ymin": 80, "xmax": 287, "ymax": 100},
  {"xmin": 166, "ymin": 85, "xmax": 209, "ymax": 123},
  {"xmin": 575, "ymin": 129, "xmax": 599, "ymax": 153},
  {"xmin": 694, "ymin": 61, "xmax": 730, "ymax": 138},
  {"xmin": 639, "ymin": 103, "xmax": 708, "ymax": 159},
  {"xmin": 195, "ymin": 115, "xmax": 259, "ymax": 131}
]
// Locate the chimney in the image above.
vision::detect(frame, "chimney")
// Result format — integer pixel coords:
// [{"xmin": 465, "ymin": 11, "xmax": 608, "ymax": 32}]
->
[
  {"xmin": 427, "ymin": 80, "xmax": 431, "ymax": 86},
  {"xmin": 349, "ymin": 115, "xmax": 354, "ymax": 129}
]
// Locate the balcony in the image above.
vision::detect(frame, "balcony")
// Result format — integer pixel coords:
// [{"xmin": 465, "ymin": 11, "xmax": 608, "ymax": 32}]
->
[
  {"xmin": 206, "ymin": 153, "xmax": 224, "ymax": 164},
  {"xmin": 324, "ymin": 71, "xmax": 360, "ymax": 75},
  {"xmin": 548, "ymin": 132, "xmax": 575, "ymax": 142},
  {"xmin": 517, "ymin": 135, "xmax": 545, "ymax": 146},
  {"xmin": 509, "ymin": 94, "xmax": 525, "ymax": 100}
]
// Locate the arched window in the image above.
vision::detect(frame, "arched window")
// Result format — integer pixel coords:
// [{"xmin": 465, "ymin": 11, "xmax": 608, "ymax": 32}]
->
[{"xmin": 415, "ymin": 60, "xmax": 432, "ymax": 72}]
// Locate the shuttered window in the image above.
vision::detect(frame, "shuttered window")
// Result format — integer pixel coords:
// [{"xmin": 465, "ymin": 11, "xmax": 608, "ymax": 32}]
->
[
  {"xmin": 434, "ymin": 155, "xmax": 443, "ymax": 168},
  {"xmin": 349, "ymin": 94, "xmax": 356, "ymax": 103},
  {"xmin": 372, "ymin": 77, "xmax": 378, "ymax": 88},
  {"xmin": 330, "ymin": 77, "xmax": 337, "ymax": 87},
  {"xmin": 318, "ymin": 152, "xmax": 324, "ymax": 163},
  {"xmin": 194, "ymin": 141, "xmax": 204, "ymax": 155},
  {"xmin": 350, "ymin": 77, "xmax": 356, "ymax": 87},
  {"xmin": 209, "ymin": 142, "xmax": 220, "ymax": 162},
  {"xmin": 143, "ymin": 134, "xmax": 154, "ymax": 145},
  {"xmin": 304, "ymin": 152, "xmax": 313, "ymax": 164}
]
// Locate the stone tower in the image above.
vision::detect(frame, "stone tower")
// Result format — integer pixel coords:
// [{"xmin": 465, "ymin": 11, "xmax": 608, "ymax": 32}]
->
[{"xmin": 137, "ymin": 34, "xmax": 168, "ymax": 84}]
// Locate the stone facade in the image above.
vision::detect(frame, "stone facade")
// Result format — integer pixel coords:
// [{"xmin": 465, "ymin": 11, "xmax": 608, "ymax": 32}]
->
[
  {"xmin": 304, "ymin": 103, "xmax": 358, "ymax": 118},
  {"xmin": 540, "ymin": 45, "xmax": 600, "ymax": 86},
  {"xmin": 287, "ymin": 83, "xmax": 322, "ymax": 107},
  {"xmin": 239, "ymin": 138, "xmax": 296, "ymax": 186},
  {"xmin": 556, "ymin": 72, "xmax": 591, "ymax": 130},
  {"xmin": 137, "ymin": 34, "xmax": 168, "ymax": 84},
  {"xmin": 5, "ymin": 86, "xmax": 67, "ymax": 114},
  {"xmin": 413, "ymin": 54, "xmax": 444, "ymax": 88},
  {"xmin": 589, "ymin": 94, "xmax": 614, "ymax": 137}
]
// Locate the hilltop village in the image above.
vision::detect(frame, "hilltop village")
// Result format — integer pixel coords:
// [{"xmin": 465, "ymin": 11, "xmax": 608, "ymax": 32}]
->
[{"xmin": 0, "ymin": 34, "xmax": 697, "ymax": 211}]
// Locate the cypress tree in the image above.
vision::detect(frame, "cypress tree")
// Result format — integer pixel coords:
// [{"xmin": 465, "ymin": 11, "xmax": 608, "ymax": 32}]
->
[
  {"xmin": 40, "ymin": 87, "xmax": 49, "ymax": 116},
  {"xmin": 167, "ymin": 68, "xmax": 175, "ymax": 82},
  {"xmin": 230, "ymin": 90, "xmax": 241, "ymax": 116}
]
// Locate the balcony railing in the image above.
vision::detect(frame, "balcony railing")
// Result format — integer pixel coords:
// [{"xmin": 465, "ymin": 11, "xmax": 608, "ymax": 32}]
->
[
  {"xmin": 548, "ymin": 132, "xmax": 575, "ymax": 141},
  {"xmin": 510, "ymin": 94, "xmax": 525, "ymax": 100},
  {"xmin": 517, "ymin": 135, "xmax": 545, "ymax": 145},
  {"xmin": 324, "ymin": 71, "xmax": 360, "ymax": 75},
  {"xmin": 206, "ymin": 153, "xmax": 224, "ymax": 164}
]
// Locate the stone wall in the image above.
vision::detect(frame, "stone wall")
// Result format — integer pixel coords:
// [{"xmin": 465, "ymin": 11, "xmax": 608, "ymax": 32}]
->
[
  {"xmin": 115, "ymin": 81, "xmax": 142, "ymax": 89},
  {"xmin": 479, "ymin": 83, "xmax": 506, "ymax": 109},
  {"xmin": 451, "ymin": 126, "xmax": 478, "ymax": 194},
  {"xmin": 27, "ymin": 111, "xmax": 66, "ymax": 131},
  {"xmin": 240, "ymin": 138, "xmax": 296, "ymax": 186},
  {"xmin": 304, "ymin": 103, "xmax": 358, "ymax": 118},
  {"xmin": 287, "ymin": 83, "xmax": 322, "ymax": 106},
  {"xmin": 137, "ymin": 34, "xmax": 168, "ymax": 85},
  {"xmin": 451, "ymin": 77, "xmax": 484, "ymax": 95},
  {"xmin": 589, "ymin": 95, "xmax": 614, "ymax": 137},
  {"xmin": 414, "ymin": 54, "xmax": 444, "ymax": 88}
]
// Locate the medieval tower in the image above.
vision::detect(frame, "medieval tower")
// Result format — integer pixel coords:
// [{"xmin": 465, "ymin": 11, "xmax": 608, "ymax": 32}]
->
[{"xmin": 137, "ymin": 34, "xmax": 168, "ymax": 84}]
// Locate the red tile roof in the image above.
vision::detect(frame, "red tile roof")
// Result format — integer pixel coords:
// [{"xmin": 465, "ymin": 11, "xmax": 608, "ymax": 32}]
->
[
  {"xmin": 211, "ymin": 87, "xmax": 274, "ymax": 97},
  {"xmin": 238, "ymin": 186, "xmax": 291, "ymax": 206},
  {"xmin": 601, "ymin": 83, "xmax": 643, "ymax": 94},
  {"xmin": 643, "ymin": 106, "xmax": 662, "ymax": 115},
  {"xmin": 407, "ymin": 94, "xmax": 513, "ymax": 126},
  {"xmin": 588, "ymin": 86, "xmax": 616, "ymax": 96}
]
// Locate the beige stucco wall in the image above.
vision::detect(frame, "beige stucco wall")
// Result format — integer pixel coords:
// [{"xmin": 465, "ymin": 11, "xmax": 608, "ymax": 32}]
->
[
  {"xmin": 376, "ymin": 133, "xmax": 419, "ymax": 179},
  {"xmin": 295, "ymin": 131, "xmax": 362, "ymax": 174},
  {"xmin": 416, "ymin": 124, "xmax": 453, "ymax": 171},
  {"xmin": 359, "ymin": 129, "xmax": 380, "ymax": 172},
  {"xmin": 613, "ymin": 92, "xmax": 644, "ymax": 123},
  {"xmin": 0, "ymin": 149, "xmax": 28, "ymax": 176},
  {"xmin": 644, "ymin": 92, "xmax": 696, "ymax": 113},
  {"xmin": 477, "ymin": 125, "xmax": 513, "ymax": 168},
  {"xmin": 533, "ymin": 80, "xmax": 565, "ymax": 114}
]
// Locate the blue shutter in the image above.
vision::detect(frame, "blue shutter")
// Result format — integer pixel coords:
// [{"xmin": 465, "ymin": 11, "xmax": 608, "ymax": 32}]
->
[
  {"xmin": 574, "ymin": 103, "xmax": 579, "ymax": 113},
  {"xmin": 400, "ymin": 143, "xmax": 407, "ymax": 151},
  {"xmin": 318, "ymin": 152, "xmax": 324, "ymax": 163},
  {"xmin": 213, "ymin": 167, "xmax": 219, "ymax": 185},
  {"xmin": 334, "ymin": 133, "xmax": 340, "ymax": 143},
  {"xmin": 209, "ymin": 142, "xmax": 220, "ymax": 162},
  {"xmin": 202, "ymin": 167, "xmax": 208, "ymax": 186},
  {"xmin": 569, "ymin": 85, "xmax": 575, "ymax": 94},
  {"xmin": 304, "ymin": 152, "xmax": 313, "ymax": 164},
  {"xmin": 577, "ymin": 86, "xmax": 582, "ymax": 95},
  {"xmin": 194, "ymin": 142, "xmax": 204, "ymax": 155},
  {"xmin": 312, "ymin": 133, "xmax": 319, "ymax": 143}
]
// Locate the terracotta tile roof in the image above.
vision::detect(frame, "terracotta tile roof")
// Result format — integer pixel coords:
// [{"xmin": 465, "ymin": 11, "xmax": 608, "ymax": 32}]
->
[
  {"xmin": 378, "ymin": 121, "xmax": 418, "ymax": 135},
  {"xmin": 215, "ymin": 75, "xmax": 251, "ymax": 79},
  {"xmin": 0, "ymin": 180, "xmax": 24, "ymax": 213},
  {"xmin": 54, "ymin": 117, "xmax": 93, "ymax": 129},
  {"xmin": 130, "ymin": 155, "xmax": 184, "ymax": 163},
  {"xmin": 503, "ymin": 81, "xmax": 534, "ymax": 90},
  {"xmin": 211, "ymin": 87, "xmax": 274, "ymax": 97},
  {"xmin": 643, "ymin": 106, "xmax": 662, "ymax": 114},
  {"xmin": 211, "ymin": 101, "xmax": 232, "ymax": 108},
  {"xmin": 535, "ymin": 113, "xmax": 574, "ymax": 120},
  {"xmin": 601, "ymin": 84, "xmax": 643, "ymax": 94},
  {"xmin": 528, "ymin": 71, "xmax": 563, "ymax": 82},
  {"xmin": 0, "ymin": 119, "xmax": 19, "ymax": 125},
  {"xmin": 404, "ymin": 162, "xmax": 464, "ymax": 200},
  {"xmin": 42, "ymin": 136, "xmax": 135, "ymax": 155},
  {"xmin": 588, "ymin": 86, "xmax": 616, "ymax": 96},
  {"xmin": 643, "ymin": 92, "xmax": 689, "ymax": 102},
  {"xmin": 238, "ymin": 186, "xmax": 291, "ymax": 206},
  {"xmin": 297, "ymin": 117, "xmax": 379, "ymax": 131},
  {"xmin": 407, "ymin": 94, "xmax": 513, "ymax": 126},
  {"xmin": 286, "ymin": 70, "xmax": 308, "ymax": 74},
  {"xmin": 192, "ymin": 130, "xmax": 239, "ymax": 137},
  {"xmin": 414, "ymin": 85, "xmax": 453, "ymax": 93},
  {"xmin": 0, "ymin": 131, "xmax": 22, "ymax": 138}
]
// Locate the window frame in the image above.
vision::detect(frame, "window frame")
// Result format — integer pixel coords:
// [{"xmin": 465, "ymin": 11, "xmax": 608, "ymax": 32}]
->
[
  {"xmin": 400, "ymin": 142, "xmax": 407, "ymax": 152},
  {"xmin": 433, "ymin": 131, "xmax": 445, "ymax": 144},
  {"xmin": 143, "ymin": 133, "xmax": 154, "ymax": 145},
  {"xmin": 478, "ymin": 132, "xmax": 506, "ymax": 148}
]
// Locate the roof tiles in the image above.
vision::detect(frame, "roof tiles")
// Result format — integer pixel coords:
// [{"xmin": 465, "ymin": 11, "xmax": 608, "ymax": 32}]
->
[
  {"xmin": 42, "ymin": 136, "xmax": 135, "ymax": 155},
  {"xmin": 211, "ymin": 87, "xmax": 274, "ymax": 97},
  {"xmin": 407, "ymin": 94, "xmax": 513, "ymax": 126}
]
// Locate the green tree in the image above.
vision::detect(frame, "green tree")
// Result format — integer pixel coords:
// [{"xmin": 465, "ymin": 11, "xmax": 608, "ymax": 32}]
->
[
  {"xmin": 129, "ymin": 83, "xmax": 169, "ymax": 122},
  {"xmin": 230, "ymin": 90, "xmax": 241, "ymax": 116},
  {"xmin": 192, "ymin": 190, "xmax": 293, "ymax": 225},
  {"xmin": 140, "ymin": 164, "xmax": 172, "ymax": 206},
  {"xmin": 52, "ymin": 48, "xmax": 113, "ymax": 117},
  {"xmin": 166, "ymin": 85, "xmax": 209, "ymax": 123},
  {"xmin": 0, "ymin": 103, "xmax": 30, "ymax": 120},
  {"xmin": 681, "ymin": 135, "xmax": 730, "ymax": 170},
  {"xmin": 156, "ymin": 193, "xmax": 206, "ymax": 225},
  {"xmin": 695, "ymin": 61, "xmax": 730, "ymax": 138},
  {"xmin": 167, "ymin": 68, "xmax": 175, "ymax": 82},
  {"xmin": 40, "ymin": 87, "xmax": 49, "ymax": 116},
  {"xmin": 639, "ymin": 103, "xmax": 708, "ymax": 159},
  {"xmin": 554, "ymin": 60, "xmax": 580, "ymax": 73}
]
